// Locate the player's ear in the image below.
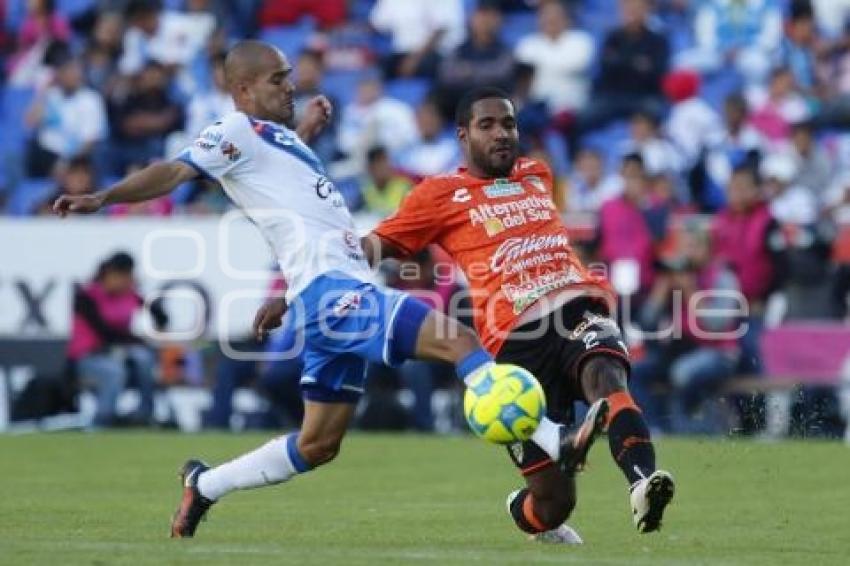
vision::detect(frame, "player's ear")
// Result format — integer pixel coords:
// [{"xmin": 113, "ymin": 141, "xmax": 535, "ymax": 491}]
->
[{"xmin": 456, "ymin": 126, "xmax": 467, "ymax": 144}]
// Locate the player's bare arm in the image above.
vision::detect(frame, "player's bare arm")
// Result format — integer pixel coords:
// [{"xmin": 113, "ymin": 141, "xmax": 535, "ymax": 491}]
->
[
  {"xmin": 52, "ymin": 160, "xmax": 198, "ymax": 217},
  {"xmin": 360, "ymin": 232, "xmax": 408, "ymax": 267}
]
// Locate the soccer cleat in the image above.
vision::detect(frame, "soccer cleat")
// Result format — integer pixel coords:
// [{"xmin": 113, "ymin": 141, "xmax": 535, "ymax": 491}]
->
[
  {"xmin": 630, "ymin": 470, "xmax": 675, "ymax": 533},
  {"xmin": 170, "ymin": 459, "xmax": 214, "ymax": 538},
  {"xmin": 505, "ymin": 490, "xmax": 583, "ymax": 545},
  {"xmin": 530, "ymin": 524, "xmax": 584, "ymax": 545},
  {"xmin": 558, "ymin": 398, "xmax": 609, "ymax": 474}
]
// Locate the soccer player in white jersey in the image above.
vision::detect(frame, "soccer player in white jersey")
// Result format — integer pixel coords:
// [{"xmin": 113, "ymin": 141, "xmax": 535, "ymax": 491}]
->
[{"xmin": 53, "ymin": 41, "xmax": 598, "ymax": 538}]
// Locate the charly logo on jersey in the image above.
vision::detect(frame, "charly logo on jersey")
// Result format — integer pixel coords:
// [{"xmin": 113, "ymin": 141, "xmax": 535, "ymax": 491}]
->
[
  {"xmin": 221, "ymin": 141, "xmax": 241, "ymax": 161},
  {"xmin": 483, "ymin": 178, "xmax": 525, "ymax": 199},
  {"xmin": 452, "ymin": 188, "xmax": 471, "ymax": 203},
  {"xmin": 468, "ymin": 194, "xmax": 556, "ymax": 236},
  {"xmin": 332, "ymin": 290, "xmax": 363, "ymax": 316},
  {"xmin": 523, "ymin": 175, "xmax": 548, "ymax": 194}
]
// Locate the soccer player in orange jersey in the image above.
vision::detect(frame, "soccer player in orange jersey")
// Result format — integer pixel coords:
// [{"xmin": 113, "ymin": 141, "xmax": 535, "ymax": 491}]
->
[{"xmin": 365, "ymin": 87, "xmax": 675, "ymax": 541}]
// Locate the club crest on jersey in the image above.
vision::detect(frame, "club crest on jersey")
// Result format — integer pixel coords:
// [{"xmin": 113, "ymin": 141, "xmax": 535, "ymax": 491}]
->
[
  {"xmin": 523, "ymin": 175, "xmax": 548, "ymax": 194},
  {"xmin": 483, "ymin": 178, "xmax": 525, "ymax": 198},
  {"xmin": 452, "ymin": 188, "xmax": 471, "ymax": 203},
  {"xmin": 221, "ymin": 141, "xmax": 241, "ymax": 161}
]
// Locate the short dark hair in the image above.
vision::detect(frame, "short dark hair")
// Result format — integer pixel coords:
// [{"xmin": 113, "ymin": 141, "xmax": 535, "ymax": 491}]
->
[
  {"xmin": 366, "ymin": 145, "xmax": 388, "ymax": 164},
  {"xmin": 731, "ymin": 163, "xmax": 758, "ymax": 183},
  {"xmin": 621, "ymin": 152, "xmax": 645, "ymax": 170},
  {"xmin": 455, "ymin": 86, "xmax": 513, "ymax": 127}
]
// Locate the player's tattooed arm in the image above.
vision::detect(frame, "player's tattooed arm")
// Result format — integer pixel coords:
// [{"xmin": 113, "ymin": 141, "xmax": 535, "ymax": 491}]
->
[
  {"xmin": 295, "ymin": 95, "xmax": 332, "ymax": 144},
  {"xmin": 53, "ymin": 161, "xmax": 197, "ymax": 216}
]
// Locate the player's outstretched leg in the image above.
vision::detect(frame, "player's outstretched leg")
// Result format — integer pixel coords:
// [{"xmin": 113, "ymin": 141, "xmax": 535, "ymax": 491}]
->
[
  {"xmin": 504, "ymin": 465, "xmax": 581, "ymax": 544},
  {"xmin": 170, "ymin": 401, "xmax": 354, "ymax": 538},
  {"xmin": 412, "ymin": 308, "xmax": 568, "ymax": 461},
  {"xmin": 579, "ymin": 355, "xmax": 675, "ymax": 533}
]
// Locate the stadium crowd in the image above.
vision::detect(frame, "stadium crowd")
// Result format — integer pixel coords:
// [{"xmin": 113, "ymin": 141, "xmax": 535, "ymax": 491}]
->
[{"xmin": 2, "ymin": 0, "xmax": 850, "ymax": 436}]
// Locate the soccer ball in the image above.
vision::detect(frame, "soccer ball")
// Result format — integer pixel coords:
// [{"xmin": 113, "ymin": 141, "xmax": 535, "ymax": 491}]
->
[{"xmin": 464, "ymin": 364, "xmax": 546, "ymax": 445}]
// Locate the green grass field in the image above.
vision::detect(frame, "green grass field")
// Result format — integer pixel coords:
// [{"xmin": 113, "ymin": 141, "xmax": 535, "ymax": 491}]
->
[{"xmin": 1, "ymin": 433, "xmax": 848, "ymax": 565}]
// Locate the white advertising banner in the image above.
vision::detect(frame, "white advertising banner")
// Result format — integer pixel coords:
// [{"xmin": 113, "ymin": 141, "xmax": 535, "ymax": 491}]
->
[{"xmin": 0, "ymin": 216, "xmax": 280, "ymax": 340}]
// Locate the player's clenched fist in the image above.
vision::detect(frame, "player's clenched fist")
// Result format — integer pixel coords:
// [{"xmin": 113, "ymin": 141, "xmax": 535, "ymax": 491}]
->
[{"xmin": 53, "ymin": 194, "xmax": 104, "ymax": 217}]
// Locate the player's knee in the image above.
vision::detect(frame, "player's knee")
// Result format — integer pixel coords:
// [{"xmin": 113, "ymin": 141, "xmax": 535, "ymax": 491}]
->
[
  {"xmin": 580, "ymin": 355, "xmax": 628, "ymax": 402},
  {"xmin": 297, "ymin": 436, "xmax": 342, "ymax": 467}
]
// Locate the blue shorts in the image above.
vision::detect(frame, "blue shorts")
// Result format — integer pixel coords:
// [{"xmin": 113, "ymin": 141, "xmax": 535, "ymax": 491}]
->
[{"xmin": 288, "ymin": 272, "xmax": 431, "ymax": 404}]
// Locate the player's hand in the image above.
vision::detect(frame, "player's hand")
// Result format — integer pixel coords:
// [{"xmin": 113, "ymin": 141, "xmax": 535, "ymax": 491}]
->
[
  {"xmin": 298, "ymin": 95, "xmax": 332, "ymax": 140},
  {"xmin": 253, "ymin": 297, "xmax": 287, "ymax": 341},
  {"xmin": 53, "ymin": 193, "xmax": 105, "ymax": 217}
]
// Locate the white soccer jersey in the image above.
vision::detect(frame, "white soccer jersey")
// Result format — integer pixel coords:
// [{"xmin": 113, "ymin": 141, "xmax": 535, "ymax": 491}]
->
[{"xmin": 178, "ymin": 111, "xmax": 373, "ymax": 300}]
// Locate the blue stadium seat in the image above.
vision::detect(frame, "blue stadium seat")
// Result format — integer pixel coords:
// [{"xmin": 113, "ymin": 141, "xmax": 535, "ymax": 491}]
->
[
  {"xmin": 542, "ymin": 130, "xmax": 570, "ymax": 176},
  {"xmin": 580, "ymin": 120, "xmax": 630, "ymax": 171},
  {"xmin": 6, "ymin": 178, "xmax": 55, "ymax": 216},
  {"xmin": 0, "ymin": 86, "xmax": 35, "ymax": 154},
  {"xmin": 259, "ymin": 21, "xmax": 317, "ymax": 59},
  {"xmin": 701, "ymin": 69, "xmax": 743, "ymax": 110},
  {"xmin": 322, "ymin": 70, "xmax": 367, "ymax": 108},
  {"xmin": 385, "ymin": 78, "xmax": 430, "ymax": 107},
  {"xmin": 57, "ymin": 0, "xmax": 96, "ymax": 18},
  {"xmin": 501, "ymin": 12, "xmax": 538, "ymax": 49}
]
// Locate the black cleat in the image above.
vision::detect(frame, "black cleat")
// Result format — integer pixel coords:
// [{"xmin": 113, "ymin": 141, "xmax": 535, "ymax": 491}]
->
[
  {"xmin": 631, "ymin": 470, "xmax": 675, "ymax": 533},
  {"xmin": 170, "ymin": 459, "xmax": 214, "ymax": 538},
  {"xmin": 559, "ymin": 398, "xmax": 609, "ymax": 474}
]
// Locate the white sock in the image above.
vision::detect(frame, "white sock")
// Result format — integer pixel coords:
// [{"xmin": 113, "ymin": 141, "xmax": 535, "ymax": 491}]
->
[
  {"xmin": 531, "ymin": 417, "xmax": 561, "ymax": 461},
  {"xmin": 197, "ymin": 435, "xmax": 305, "ymax": 501}
]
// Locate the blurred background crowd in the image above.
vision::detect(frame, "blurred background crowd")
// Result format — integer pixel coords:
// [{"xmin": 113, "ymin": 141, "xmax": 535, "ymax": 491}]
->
[{"xmin": 2, "ymin": 0, "xmax": 850, "ymax": 439}]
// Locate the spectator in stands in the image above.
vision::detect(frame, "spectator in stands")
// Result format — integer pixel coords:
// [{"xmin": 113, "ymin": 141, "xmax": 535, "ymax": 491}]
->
[
  {"xmin": 7, "ymin": 0, "xmax": 71, "ymax": 86},
  {"xmin": 510, "ymin": 61, "xmax": 550, "ymax": 151},
  {"xmin": 676, "ymin": 0, "xmax": 783, "ymax": 86},
  {"xmin": 514, "ymin": 0, "xmax": 594, "ymax": 118},
  {"xmin": 762, "ymin": 154, "xmax": 837, "ymax": 320},
  {"xmin": 25, "ymin": 54, "xmax": 108, "ymax": 178},
  {"xmin": 786, "ymin": 120, "xmax": 833, "ymax": 204},
  {"xmin": 118, "ymin": 0, "xmax": 162, "ymax": 76},
  {"xmin": 747, "ymin": 67, "xmax": 810, "ymax": 146},
  {"xmin": 67, "ymin": 252, "xmax": 163, "ymax": 427},
  {"xmin": 564, "ymin": 147, "xmax": 621, "ymax": 213},
  {"xmin": 293, "ymin": 49, "xmax": 337, "ymax": 165},
  {"xmin": 663, "ymin": 70, "xmax": 722, "ymax": 170},
  {"xmin": 435, "ymin": 0, "xmax": 515, "ymax": 121},
  {"xmin": 183, "ymin": 51, "xmax": 233, "ymax": 139},
  {"xmin": 579, "ymin": 0, "xmax": 669, "ymax": 132},
  {"xmin": 370, "ymin": 0, "xmax": 465, "ymax": 79},
  {"xmin": 394, "ymin": 96, "xmax": 460, "ymax": 178},
  {"xmin": 258, "ymin": 0, "xmax": 346, "ymax": 30},
  {"xmin": 119, "ymin": 0, "xmax": 215, "ymax": 77},
  {"xmin": 778, "ymin": 1, "xmax": 819, "ymax": 96},
  {"xmin": 596, "ymin": 153, "xmax": 662, "ymax": 298},
  {"xmin": 631, "ymin": 227, "xmax": 741, "ymax": 430},
  {"xmin": 824, "ymin": 171, "xmax": 850, "ymax": 224},
  {"xmin": 761, "ymin": 152, "xmax": 817, "ymax": 225},
  {"xmin": 336, "ymin": 72, "xmax": 417, "ymax": 169},
  {"xmin": 82, "ymin": 12, "xmax": 124, "ymax": 95},
  {"xmin": 705, "ymin": 92, "xmax": 765, "ymax": 190},
  {"xmin": 621, "ymin": 110, "xmax": 683, "ymax": 178},
  {"xmin": 360, "ymin": 146, "xmax": 413, "ymax": 217},
  {"xmin": 712, "ymin": 164, "xmax": 777, "ymax": 372},
  {"xmin": 107, "ymin": 60, "xmax": 182, "ymax": 176},
  {"xmin": 36, "ymin": 155, "xmax": 96, "ymax": 215}
]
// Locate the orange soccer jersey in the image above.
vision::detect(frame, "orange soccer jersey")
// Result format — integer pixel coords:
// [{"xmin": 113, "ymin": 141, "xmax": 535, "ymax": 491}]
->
[{"xmin": 373, "ymin": 157, "xmax": 611, "ymax": 353}]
